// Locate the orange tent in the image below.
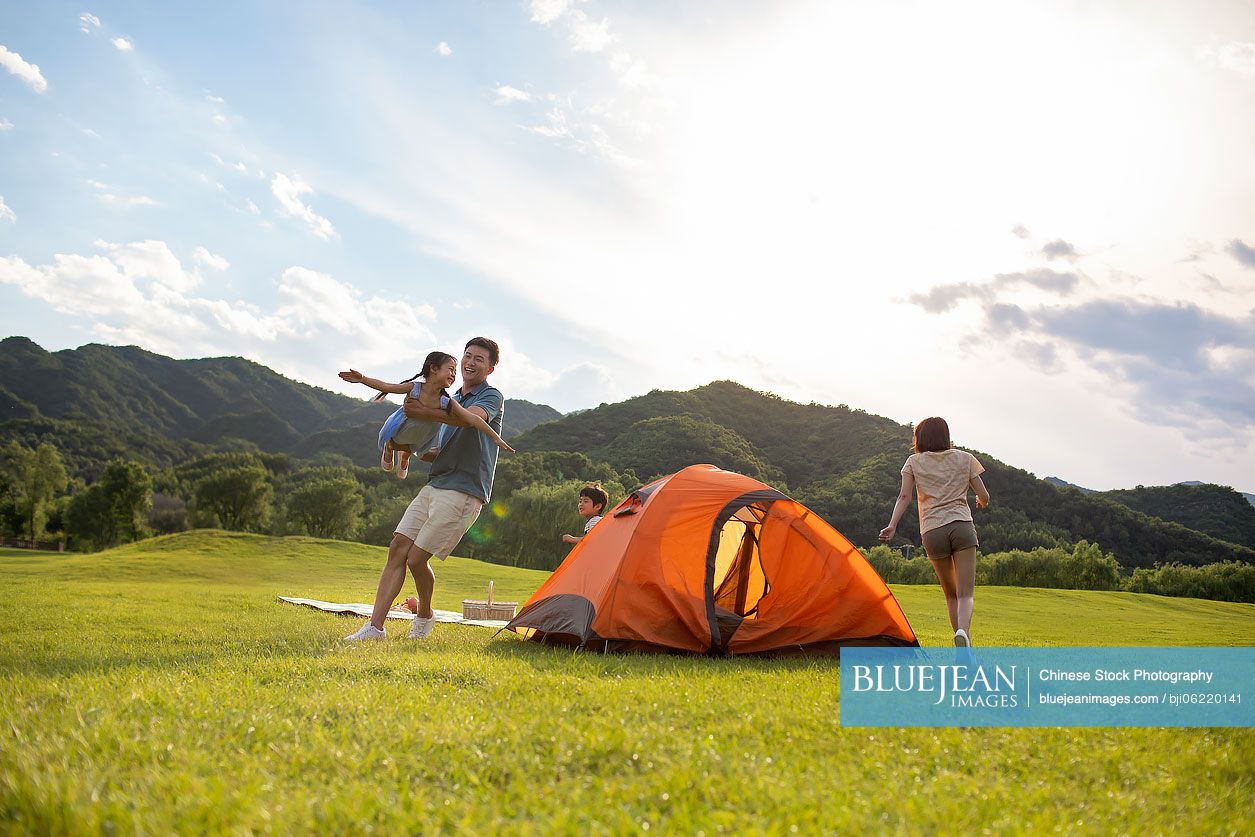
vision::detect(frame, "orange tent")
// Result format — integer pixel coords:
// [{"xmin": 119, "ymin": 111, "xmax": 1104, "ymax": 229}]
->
[{"xmin": 507, "ymin": 464, "xmax": 917, "ymax": 655}]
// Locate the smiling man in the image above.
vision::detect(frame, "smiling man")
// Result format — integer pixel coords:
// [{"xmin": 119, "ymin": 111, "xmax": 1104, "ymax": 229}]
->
[{"xmin": 345, "ymin": 337, "xmax": 505, "ymax": 642}]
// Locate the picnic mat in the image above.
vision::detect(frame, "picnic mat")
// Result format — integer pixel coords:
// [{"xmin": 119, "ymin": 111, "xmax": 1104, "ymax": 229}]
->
[{"xmin": 278, "ymin": 596, "xmax": 512, "ymax": 628}]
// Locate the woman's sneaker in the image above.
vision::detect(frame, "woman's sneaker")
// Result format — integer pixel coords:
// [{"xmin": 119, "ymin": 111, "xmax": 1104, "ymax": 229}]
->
[
  {"xmin": 954, "ymin": 629, "xmax": 971, "ymax": 648},
  {"xmin": 407, "ymin": 615, "xmax": 435, "ymax": 639},
  {"xmin": 344, "ymin": 623, "xmax": 386, "ymax": 641}
]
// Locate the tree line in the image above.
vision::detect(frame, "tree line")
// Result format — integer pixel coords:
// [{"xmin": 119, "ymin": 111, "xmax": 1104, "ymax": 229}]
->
[
  {"xmin": 5, "ymin": 438, "xmax": 1249, "ymax": 605},
  {"xmin": 0, "ymin": 441, "xmax": 418, "ymax": 551},
  {"xmin": 863, "ymin": 542, "xmax": 1255, "ymax": 604}
]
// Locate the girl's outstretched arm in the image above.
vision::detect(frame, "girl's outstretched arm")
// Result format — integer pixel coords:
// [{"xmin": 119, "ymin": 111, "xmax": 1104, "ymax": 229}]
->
[
  {"xmin": 446, "ymin": 398, "xmax": 515, "ymax": 452},
  {"xmin": 879, "ymin": 471, "xmax": 915, "ymax": 543},
  {"xmin": 338, "ymin": 369, "xmax": 412, "ymax": 395}
]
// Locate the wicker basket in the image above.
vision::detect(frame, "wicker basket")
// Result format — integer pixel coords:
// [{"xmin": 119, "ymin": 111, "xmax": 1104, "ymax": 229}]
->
[{"xmin": 463, "ymin": 581, "xmax": 517, "ymax": 621}]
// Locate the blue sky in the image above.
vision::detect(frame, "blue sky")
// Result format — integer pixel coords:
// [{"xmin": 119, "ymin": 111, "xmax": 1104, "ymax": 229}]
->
[{"xmin": 1, "ymin": 0, "xmax": 1253, "ymax": 492}]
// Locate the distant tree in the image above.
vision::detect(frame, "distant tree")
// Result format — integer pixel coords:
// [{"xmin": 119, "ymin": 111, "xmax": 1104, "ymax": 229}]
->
[
  {"xmin": 44, "ymin": 493, "xmax": 73, "ymax": 540},
  {"xmin": 467, "ymin": 480, "xmax": 626, "ymax": 570},
  {"xmin": 285, "ymin": 475, "xmax": 363, "ymax": 540},
  {"xmin": 194, "ymin": 465, "xmax": 273, "ymax": 531},
  {"xmin": 65, "ymin": 486, "xmax": 113, "ymax": 551},
  {"xmin": 0, "ymin": 441, "xmax": 69, "ymax": 541},
  {"xmin": 64, "ymin": 459, "xmax": 152, "ymax": 550},
  {"xmin": 148, "ymin": 493, "xmax": 189, "ymax": 535},
  {"xmin": 360, "ymin": 495, "xmax": 416, "ymax": 546},
  {"xmin": 101, "ymin": 460, "xmax": 153, "ymax": 544}
]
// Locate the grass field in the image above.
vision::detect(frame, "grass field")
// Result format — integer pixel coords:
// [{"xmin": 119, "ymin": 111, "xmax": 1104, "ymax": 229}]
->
[{"xmin": 1, "ymin": 531, "xmax": 1252, "ymax": 833}]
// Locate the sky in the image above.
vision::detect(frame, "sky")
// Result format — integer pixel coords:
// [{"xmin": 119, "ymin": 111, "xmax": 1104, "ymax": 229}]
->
[{"xmin": 1, "ymin": 0, "xmax": 1253, "ymax": 493}]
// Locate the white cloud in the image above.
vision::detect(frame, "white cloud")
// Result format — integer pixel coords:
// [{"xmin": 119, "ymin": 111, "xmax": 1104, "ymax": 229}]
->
[
  {"xmin": 79, "ymin": 13, "xmax": 101, "ymax": 33},
  {"xmin": 528, "ymin": 0, "xmax": 573, "ymax": 25},
  {"xmin": 0, "ymin": 45, "xmax": 49, "ymax": 93},
  {"xmin": 494, "ymin": 84, "xmax": 533, "ymax": 104},
  {"xmin": 233, "ymin": 161, "xmax": 248, "ymax": 174},
  {"xmin": 193, "ymin": 247, "xmax": 229, "ymax": 271},
  {"xmin": 95, "ymin": 239, "xmax": 199, "ymax": 292},
  {"xmin": 524, "ymin": 2, "xmax": 614, "ymax": 54},
  {"xmin": 0, "ymin": 254, "xmax": 147, "ymax": 316},
  {"xmin": 1199, "ymin": 41, "xmax": 1255, "ymax": 77},
  {"xmin": 107, "ymin": 194, "xmax": 155, "ymax": 205},
  {"xmin": 0, "ymin": 118, "xmax": 12, "ymax": 131},
  {"xmin": 527, "ymin": 107, "xmax": 575, "ymax": 139},
  {"xmin": 271, "ymin": 173, "xmax": 336, "ymax": 239},
  {"xmin": 609, "ymin": 51, "xmax": 650, "ymax": 88},
  {"xmin": 87, "ymin": 179, "xmax": 160, "ymax": 207},
  {"xmin": 520, "ymin": 102, "xmax": 634, "ymax": 165},
  {"xmin": 211, "ymin": 113, "xmax": 227, "ymax": 125},
  {"xmin": 0, "ymin": 195, "xmax": 15, "ymax": 223},
  {"xmin": 111, "ymin": 36, "xmax": 133, "ymax": 52},
  {"xmin": 207, "ymin": 94, "xmax": 225, "ymax": 104},
  {"xmin": 567, "ymin": 11, "xmax": 613, "ymax": 53},
  {"xmin": 435, "ymin": 41, "xmax": 452, "ymax": 57},
  {"xmin": 0, "ymin": 245, "xmax": 439, "ymax": 386},
  {"xmin": 246, "ymin": 199, "xmax": 261, "ymax": 216},
  {"xmin": 208, "ymin": 151, "xmax": 225, "ymax": 166},
  {"xmin": 82, "ymin": 127, "xmax": 100, "ymax": 138}
]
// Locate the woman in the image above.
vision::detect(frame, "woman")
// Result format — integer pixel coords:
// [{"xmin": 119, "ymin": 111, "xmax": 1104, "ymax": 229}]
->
[{"xmin": 879, "ymin": 417, "xmax": 990, "ymax": 647}]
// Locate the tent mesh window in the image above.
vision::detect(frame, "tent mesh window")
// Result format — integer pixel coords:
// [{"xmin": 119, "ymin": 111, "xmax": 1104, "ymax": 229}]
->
[{"xmin": 712, "ymin": 502, "xmax": 771, "ymax": 618}]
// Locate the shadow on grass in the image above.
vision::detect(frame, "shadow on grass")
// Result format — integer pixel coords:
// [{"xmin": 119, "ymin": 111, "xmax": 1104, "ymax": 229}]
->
[{"xmin": 481, "ymin": 634, "xmax": 841, "ymax": 678}]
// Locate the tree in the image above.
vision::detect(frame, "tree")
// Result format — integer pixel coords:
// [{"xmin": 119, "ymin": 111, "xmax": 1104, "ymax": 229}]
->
[
  {"xmin": 468, "ymin": 480, "xmax": 626, "ymax": 570},
  {"xmin": 194, "ymin": 465, "xmax": 273, "ymax": 531},
  {"xmin": 0, "ymin": 441, "xmax": 69, "ymax": 541},
  {"xmin": 285, "ymin": 475, "xmax": 363, "ymax": 540},
  {"xmin": 65, "ymin": 485, "xmax": 113, "ymax": 551},
  {"xmin": 100, "ymin": 459, "xmax": 151, "ymax": 544},
  {"xmin": 64, "ymin": 459, "xmax": 152, "ymax": 550},
  {"xmin": 148, "ymin": 493, "xmax": 188, "ymax": 534}
]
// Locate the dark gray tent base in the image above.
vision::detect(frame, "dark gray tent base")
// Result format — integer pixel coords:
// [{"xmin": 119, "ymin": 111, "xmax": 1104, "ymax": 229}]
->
[{"xmin": 507, "ymin": 593, "xmax": 920, "ymax": 657}]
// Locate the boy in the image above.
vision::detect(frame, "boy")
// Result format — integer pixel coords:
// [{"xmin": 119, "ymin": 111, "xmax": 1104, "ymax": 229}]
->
[{"xmin": 561, "ymin": 484, "xmax": 608, "ymax": 544}]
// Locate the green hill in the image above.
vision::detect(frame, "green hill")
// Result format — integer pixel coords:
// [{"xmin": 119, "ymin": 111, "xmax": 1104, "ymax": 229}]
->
[
  {"xmin": 513, "ymin": 381, "xmax": 1255, "ymax": 569},
  {"xmin": 5, "ymin": 339, "xmax": 1251, "ymax": 569},
  {"xmin": 1096, "ymin": 483, "xmax": 1255, "ymax": 549},
  {"xmin": 0, "ymin": 337, "xmax": 560, "ymax": 475}
]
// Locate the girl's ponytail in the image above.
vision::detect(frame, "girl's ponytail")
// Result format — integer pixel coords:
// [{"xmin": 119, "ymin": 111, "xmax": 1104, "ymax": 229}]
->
[{"xmin": 371, "ymin": 350, "xmax": 453, "ymax": 401}]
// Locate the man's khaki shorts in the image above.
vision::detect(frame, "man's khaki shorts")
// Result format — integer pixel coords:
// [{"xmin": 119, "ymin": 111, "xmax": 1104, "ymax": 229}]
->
[
  {"xmin": 394, "ymin": 484, "xmax": 483, "ymax": 560},
  {"xmin": 921, "ymin": 520, "xmax": 979, "ymax": 560}
]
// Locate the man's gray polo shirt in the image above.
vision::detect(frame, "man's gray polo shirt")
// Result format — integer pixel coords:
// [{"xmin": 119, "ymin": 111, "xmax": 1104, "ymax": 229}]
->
[{"xmin": 428, "ymin": 381, "xmax": 504, "ymax": 503}]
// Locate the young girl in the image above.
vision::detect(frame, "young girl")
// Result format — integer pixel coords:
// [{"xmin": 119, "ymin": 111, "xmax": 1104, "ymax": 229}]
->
[
  {"xmin": 879, "ymin": 416, "xmax": 990, "ymax": 648},
  {"xmin": 339, "ymin": 351, "xmax": 513, "ymax": 479}
]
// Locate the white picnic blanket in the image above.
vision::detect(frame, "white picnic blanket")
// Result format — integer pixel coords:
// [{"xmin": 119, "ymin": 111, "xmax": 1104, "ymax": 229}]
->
[{"xmin": 278, "ymin": 596, "xmax": 511, "ymax": 628}]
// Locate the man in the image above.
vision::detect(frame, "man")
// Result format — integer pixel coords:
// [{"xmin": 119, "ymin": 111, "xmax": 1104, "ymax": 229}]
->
[{"xmin": 345, "ymin": 337, "xmax": 505, "ymax": 641}]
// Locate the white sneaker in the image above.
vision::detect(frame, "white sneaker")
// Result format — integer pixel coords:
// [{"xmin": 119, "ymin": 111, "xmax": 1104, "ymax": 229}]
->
[
  {"xmin": 407, "ymin": 615, "xmax": 435, "ymax": 639},
  {"xmin": 344, "ymin": 622, "xmax": 386, "ymax": 641},
  {"xmin": 954, "ymin": 629, "xmax": 971, "ymax": 648},
  {"xmin": 381, "ymin": 446, "xmax": 395, "ymax": 471}
]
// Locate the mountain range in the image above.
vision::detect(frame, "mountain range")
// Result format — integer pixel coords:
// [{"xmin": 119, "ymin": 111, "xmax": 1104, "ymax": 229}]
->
[
  {"xmin": 511, "ymin": 381, "xmax": 1255, "ymax": 567},
  {"xmin": 1047, "ymin": 476, "xmax": 1255, "ymax": 510},
  {"xmin": 0, "ymin": 337, "xmax": 560, "ymax": 477},
  {"xmin": 3, "ymin": 336, "xmax": 1252, "ymax": 569}
]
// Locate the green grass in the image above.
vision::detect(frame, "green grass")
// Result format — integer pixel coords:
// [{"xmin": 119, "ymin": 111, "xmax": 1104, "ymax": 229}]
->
[{"xmin": 1, "ymin": 531, "xmax": 1252, "ymax": 833}]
